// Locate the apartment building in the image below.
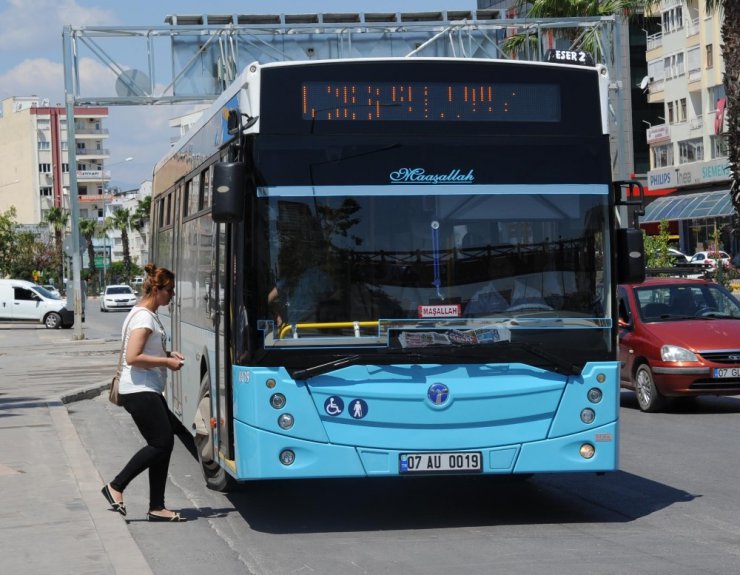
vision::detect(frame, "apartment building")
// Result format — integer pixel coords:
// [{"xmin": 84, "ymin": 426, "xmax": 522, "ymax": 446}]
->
[
  {"xmin": 640, "ymin": 0, "xmax": 731, "ymax": 254},
  {"xmin": 0, "ymin": 96, "xmax": 110, "ymax": 225}
]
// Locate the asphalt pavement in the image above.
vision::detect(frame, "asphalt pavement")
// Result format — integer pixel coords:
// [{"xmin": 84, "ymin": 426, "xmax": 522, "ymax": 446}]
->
[{"xmin": 0, "ymin": 319, "xmax": 153, "ymax": 575}]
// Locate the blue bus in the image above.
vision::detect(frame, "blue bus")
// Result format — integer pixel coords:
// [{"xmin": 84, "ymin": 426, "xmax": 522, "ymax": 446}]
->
[{"xmin": 151, "ymin": 55, "xmax": 644, "ymax": 490}]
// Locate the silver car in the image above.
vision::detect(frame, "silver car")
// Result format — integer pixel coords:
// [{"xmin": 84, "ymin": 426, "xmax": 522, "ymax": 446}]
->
[{"xmin": 100, "ymin": 285, "xmax": 137, "ymax": 312}]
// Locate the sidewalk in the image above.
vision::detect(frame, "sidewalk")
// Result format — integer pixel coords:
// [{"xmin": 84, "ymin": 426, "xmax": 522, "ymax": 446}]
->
[{"xmin": 0, "ymin": 329, "xmax": 153, "ymax": 574}]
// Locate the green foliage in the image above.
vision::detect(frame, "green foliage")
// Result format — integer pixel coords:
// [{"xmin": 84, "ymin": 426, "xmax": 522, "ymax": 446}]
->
[
  {"xmin": 642, "ymin": 220, "xmax": 673, "ymax": 270},
  {"xmin": 0, "ymin": 206, "xmax": 18, "ymax": 277},
  {"xmin": 0, "ymin": 207, "xmax": 59, "ymax": 281}
]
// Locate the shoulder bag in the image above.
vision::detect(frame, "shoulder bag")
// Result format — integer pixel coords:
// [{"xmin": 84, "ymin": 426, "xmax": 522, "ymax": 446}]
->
[{"xmin": 109, "ymin": 308, "xmax": 148, "ymax": 406}]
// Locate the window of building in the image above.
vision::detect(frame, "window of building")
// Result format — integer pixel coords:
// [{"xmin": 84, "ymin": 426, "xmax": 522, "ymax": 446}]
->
[
  {"xmin": 38, "ymin": 141, "xmax": 50, "ymax": 151},
  {"xmin": 709, "ymin": 85, "xmax": 726, "ymax": 112},
  {"xmin": 62, "ymin": 163, "xmax": 69, "ymax": 173},
  {"xmin": 652, "ymin": 144, "xmax": 674, "ymax": 169},
  {"xmin": 711, "ymin": 135, "xmax": 728, "ymax": 159},
  {"xmin": 667, "ymin": 102, "xmax": 674, "ymax": 124},
  {"xmin": 680, "ymin": 98, "xmax": 687, "ymax": 122},
  {"xmin": 39, "ymin": 163, "xmax": 51, "ymax": 173},
  {"xmin": 706, "ymin": 44, "xmax": 714, "ymax": 69},
  {"xmin": 662, "ymin": 6, "xmax": 684, "ymax": 34},
  {"xmin": 679, "ymin": 138, "xmax": 704, "ymax": 164},
  {"xmin": 40, "ymin": 187, "xmax": 53, "ymax": 197}
]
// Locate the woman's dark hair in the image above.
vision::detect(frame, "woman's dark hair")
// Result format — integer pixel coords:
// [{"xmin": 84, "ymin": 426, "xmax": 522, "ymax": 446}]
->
[{"xmin": 142, "ymin": 263, "xmax": 174, "ymax": 295}]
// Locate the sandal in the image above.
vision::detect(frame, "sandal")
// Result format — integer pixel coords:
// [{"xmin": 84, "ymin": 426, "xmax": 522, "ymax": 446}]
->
[
  {"xmin": 146, "ymin": 511, "xmax": 186, "ymax": 522},
  {"xmin": 101, "ymin": 484, "xmax": 126, "ymax": 516}
]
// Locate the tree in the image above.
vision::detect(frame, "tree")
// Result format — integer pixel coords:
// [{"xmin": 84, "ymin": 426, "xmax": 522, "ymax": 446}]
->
[
  {"xmin": 79, "ymin": 218, "xmax": 99, "ymax": 291},
  {"xmin": 44, "ymin": 207, "xmax": 68, "ymax": 287},
  {"xmin": 107, "ymin": 207, "xmax": 133, "ymax": 284},
  {"xmin": 504, "ymin": 1, "xmax": 652, "ymax": 60},
  {"xmin": 0, "ymin": 206, "xmax": 19, "ymax": 277}
]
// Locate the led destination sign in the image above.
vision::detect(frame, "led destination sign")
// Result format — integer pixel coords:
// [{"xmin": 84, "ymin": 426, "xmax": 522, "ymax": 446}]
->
[{"xmin": 301, "ymin": 81, "xmax": 561, "ymax": 122}]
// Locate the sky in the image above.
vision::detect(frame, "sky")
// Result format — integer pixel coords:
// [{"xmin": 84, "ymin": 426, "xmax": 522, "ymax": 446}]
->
[{"xmin": 0, "ymin": 0, "xmax": 479, "ymax": 189}]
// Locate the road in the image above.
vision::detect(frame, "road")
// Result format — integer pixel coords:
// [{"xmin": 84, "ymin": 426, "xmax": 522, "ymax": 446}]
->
[{"xmin": 7, "ymin": 302, "xmax": 740, "ymax": 574}]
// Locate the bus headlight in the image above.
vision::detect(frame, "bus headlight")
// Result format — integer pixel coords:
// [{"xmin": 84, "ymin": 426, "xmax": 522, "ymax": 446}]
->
[
  {"xmin": 580, "ymin": 408, "xmax": 596, "ymax": 424},
  {"xmin": 270, "ymin": 393, "xmax": 286, "ymax": 409},
  {"xmin": 278, "ymin": 413, "xmax": 294, "ymax": 430},
  {"xmin": 279, "ymin": 449, "xmax": 295, "ymax": 466},
  {"xmin": 587, "ymin": 388, "xmax": 603, "ymax": 403},
  {"xmin": 579, "ymin": 443, "xmax": 595, "ymax": 459}
]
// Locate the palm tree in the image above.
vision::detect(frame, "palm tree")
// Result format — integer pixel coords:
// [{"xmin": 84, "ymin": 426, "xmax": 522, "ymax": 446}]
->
[
  {"xmin": 44, "ymin": 206, "xmax": 68, "ymax": 287},
  {"xmin": 79, "ymin": 218, "xmax": 99, "ymax": 292},
  {"xmin": 107, "ymin": 207, "xmax": 133, "ymax": 284},
  {"xmin": 702, "ymin": 1, "xmax": 739, "ymax": 212},
  {"xmin": 130, "ymin": 195, "xmax": 151, "ymax": 242}
]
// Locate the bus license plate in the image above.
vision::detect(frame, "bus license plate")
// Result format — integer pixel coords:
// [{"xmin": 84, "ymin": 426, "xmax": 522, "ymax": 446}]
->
[
  {"xmin": 713, "ymin": 367, "xmax": 740, "ymax": 378},
  {"xmin": 399, "ymin": 452, "xmax": 482, "ymax": 474}
]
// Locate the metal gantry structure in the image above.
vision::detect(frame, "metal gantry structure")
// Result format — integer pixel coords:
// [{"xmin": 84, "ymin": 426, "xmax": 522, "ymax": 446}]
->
[{"xmin": 61, "ymin": 10, "xmax": 632, "ymax": 338}]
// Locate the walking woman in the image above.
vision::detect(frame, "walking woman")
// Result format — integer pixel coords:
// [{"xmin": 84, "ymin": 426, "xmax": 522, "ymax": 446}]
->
[{"xmin": 101, "ymin": 263, "xmax": 186, "ymax": 521}]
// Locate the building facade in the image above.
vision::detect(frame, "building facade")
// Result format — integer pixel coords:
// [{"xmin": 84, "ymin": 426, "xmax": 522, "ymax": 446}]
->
[
  {"xmin": 641, "ymin": 1, "xmax": 731, "ymax": 254},
  {"xmin": 0, "ymin": 96, "xmax": 111, "ymax": 226}
]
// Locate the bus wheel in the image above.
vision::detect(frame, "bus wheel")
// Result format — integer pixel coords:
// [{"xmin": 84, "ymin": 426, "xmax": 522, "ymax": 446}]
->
[{"xmin": 194, "ymin": 373, "xmax": 235, "ymax": 492}]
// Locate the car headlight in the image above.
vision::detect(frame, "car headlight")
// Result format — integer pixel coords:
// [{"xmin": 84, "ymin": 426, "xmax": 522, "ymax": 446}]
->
[{"xmin": 661, "ymin": 345, "xmax": 698, "ymax": 362}]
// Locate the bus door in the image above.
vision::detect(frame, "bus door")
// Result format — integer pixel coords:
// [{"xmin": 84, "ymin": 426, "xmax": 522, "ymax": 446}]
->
[
  {"xmin": 170, "ymin": 185, "xmax": 183, "ymax": 416},
  {"xmin": 213, "ymin": 222, "xmax": 232, "ymax": 460}
]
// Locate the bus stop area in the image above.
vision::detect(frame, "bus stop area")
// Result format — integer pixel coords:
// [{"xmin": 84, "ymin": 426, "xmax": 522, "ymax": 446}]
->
[{"xmin": 0, "ymin": 326, "xmax": 152, "ymax": 575}]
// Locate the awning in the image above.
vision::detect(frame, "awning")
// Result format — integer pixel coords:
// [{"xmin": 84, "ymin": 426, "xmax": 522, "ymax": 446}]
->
[{"xmin": 639, "ymin": 189, "xmax": 735, "ymax": 224}]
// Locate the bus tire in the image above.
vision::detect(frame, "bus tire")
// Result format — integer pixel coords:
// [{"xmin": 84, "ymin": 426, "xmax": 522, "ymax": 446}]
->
[{"xmin": 194, "ymin": 372, "xmax": 236, "ymax": 492}]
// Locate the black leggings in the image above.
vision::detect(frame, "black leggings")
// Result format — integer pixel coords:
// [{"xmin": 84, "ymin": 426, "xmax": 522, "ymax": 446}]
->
[{"xmin": 111, "ymin": 392, "xmax": 176, "ymax": 511}]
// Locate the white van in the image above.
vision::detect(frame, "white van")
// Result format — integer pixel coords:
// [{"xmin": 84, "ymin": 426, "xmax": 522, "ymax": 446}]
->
[{"xmin": 0, "ymin": 279, "xmax": 74, "ymax": 328}]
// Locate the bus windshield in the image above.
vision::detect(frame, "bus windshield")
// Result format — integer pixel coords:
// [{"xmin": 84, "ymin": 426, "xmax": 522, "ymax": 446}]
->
[{"xmin": 255, "ymin": 185, "xmax": 610, "ymax": 356}]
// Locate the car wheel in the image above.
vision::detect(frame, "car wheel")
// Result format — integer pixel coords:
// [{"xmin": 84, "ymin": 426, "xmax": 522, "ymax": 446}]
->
[
  {"xmin": 193, "ymin": 372, "xmax": 236, "ymax": 492},
  {"xmin": 634, "ymin": 363, "xmax": 666, "ymax": 412},
  {"xmin": 44, "ymin": 312, "xmax": 62, "ymax": 329}
]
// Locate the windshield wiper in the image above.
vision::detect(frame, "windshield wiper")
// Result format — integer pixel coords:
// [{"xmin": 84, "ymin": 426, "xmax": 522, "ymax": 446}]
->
[{"xmin": 289, "ymin": 355, "xmax": 361, "ymax": 380}]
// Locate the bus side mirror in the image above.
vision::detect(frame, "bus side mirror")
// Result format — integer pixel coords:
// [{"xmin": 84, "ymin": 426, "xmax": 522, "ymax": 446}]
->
[
  {"xmin": 616, "ymin": 227, "xmax": 645, "ymax": 284},
  {"xmin": 212, "ymin": 162, "xmax": 247, "ymax": 223}
]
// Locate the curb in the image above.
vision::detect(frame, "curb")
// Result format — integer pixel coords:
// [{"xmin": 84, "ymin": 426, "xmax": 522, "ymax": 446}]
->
[
  {"xmin": 53, "ymin": 383, "xmax": 154, "ymax": 575},
  {"xmin": 60, "ymin": 381, "xmax": 110, "ymax": 404}
]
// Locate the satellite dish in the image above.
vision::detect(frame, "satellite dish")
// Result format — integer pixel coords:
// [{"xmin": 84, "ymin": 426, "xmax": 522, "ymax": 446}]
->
[
  {"xmin": 639, "ymin": 76, "xmax": 652, "ymax": 90},
  {"xmin": 115, "ymin": 69, "xmax": 151, "ymax": 98}
]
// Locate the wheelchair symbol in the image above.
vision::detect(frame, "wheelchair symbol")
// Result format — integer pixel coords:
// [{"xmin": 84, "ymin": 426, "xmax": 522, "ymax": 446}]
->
[{"xmin": 324, "ymin": 396, "xmax": 344, "ymax": 416}]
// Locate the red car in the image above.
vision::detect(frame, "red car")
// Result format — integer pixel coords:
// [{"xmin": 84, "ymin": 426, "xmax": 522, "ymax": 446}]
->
[{"xmin": 618, "ymin": 277, "xmax": 740, "ymax": 412}]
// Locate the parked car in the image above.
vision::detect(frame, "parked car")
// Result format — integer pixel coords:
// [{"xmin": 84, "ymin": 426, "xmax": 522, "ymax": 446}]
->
[
  {"xmin": 42, "ymin": 284, "xmax": 61, "ymax": 298},
  {"xmin": 0, "ymin": 279, "xmax": 73, "ymax": 328},
  {"xmin": 100, "ymin": 285, "xmax": 137, "ymax": 312},
  {"xmin": 618, "ymin": 277, "xmax": 740, "ymax": 412},
  {"xmin": 688, "ymin": 250, "xmax": 731, "ymax": 271},
  {"xmin": 666, "ymin": 248, "xmax": 689, "ymax": 265}
]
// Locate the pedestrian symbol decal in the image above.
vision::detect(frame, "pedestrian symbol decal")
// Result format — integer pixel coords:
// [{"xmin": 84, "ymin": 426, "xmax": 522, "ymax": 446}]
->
[
  {"xmin": 349, "ymin": 399, "xmax": 368, "ymax": 419},
  {"xmin": 324, "ymin": 396, "xmax": 344, "ymax": 416}
]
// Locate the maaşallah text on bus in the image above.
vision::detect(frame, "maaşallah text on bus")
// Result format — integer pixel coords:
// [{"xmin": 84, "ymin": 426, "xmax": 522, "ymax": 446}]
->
[{"xmin": 150, "ymin": 55, "xmax": 644, "ymax": 491}]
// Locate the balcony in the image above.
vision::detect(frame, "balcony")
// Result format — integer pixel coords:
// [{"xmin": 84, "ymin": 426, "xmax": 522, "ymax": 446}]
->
[
  {"xmin": 76, "ymin": 148, "xmax": 110, "ymax": 158},
  {"xmin": 686, "ymin": 17, "xmax": 699, "ymax": 38},
  {"xmin": 647, "ymin": 32, "xmax": 662, "ymax": 51},
  {"xmin": 689, "ymin": 116, "xmax": 703, "ymax": 131},
  {"xmin": 74, "ymin": 127, "xmax": 110, "ymax": 137}
]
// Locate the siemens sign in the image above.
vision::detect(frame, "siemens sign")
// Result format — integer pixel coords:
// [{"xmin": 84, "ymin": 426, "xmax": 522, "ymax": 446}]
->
[{"xmin": 648, "ymin": 160, "xmax": 730, "ymax": 191}]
